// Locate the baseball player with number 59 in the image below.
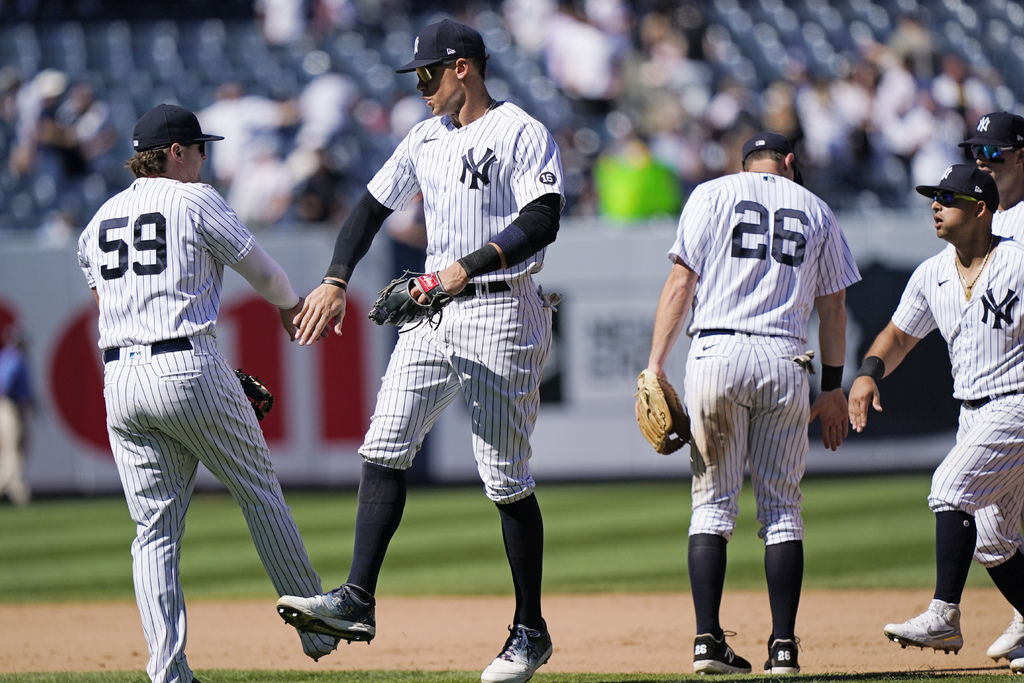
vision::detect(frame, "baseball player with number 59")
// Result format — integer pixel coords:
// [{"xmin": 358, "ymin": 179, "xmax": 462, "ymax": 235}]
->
[
  {"xmin": 640, "ymin": 132, "xmax": 860, "ymax": 675},
  {"xmin": 275, "ymin": 18, "xmax": 563, "ymax": 683},
  {"xmin": 77, "ymin": 104, "xmax": 338, "ymax": 683}
]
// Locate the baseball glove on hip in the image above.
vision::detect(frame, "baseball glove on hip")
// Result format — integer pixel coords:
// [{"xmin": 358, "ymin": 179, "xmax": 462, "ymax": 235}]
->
[
  {"xmin": 236, "ymin": 369, "xmax": 274, "ymax": 421},
  {"xmin": 635, "ymin": 369, "xmax": 692, "ymax": 455},
  {"xmin": 368, "ymin": 271, "xmax": 454, "ymax": 329}
]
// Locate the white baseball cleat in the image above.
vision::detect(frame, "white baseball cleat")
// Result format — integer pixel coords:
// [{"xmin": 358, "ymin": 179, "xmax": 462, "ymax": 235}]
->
[
  {"xmin": 481, "ymin": 624, "xmax": 552, "ymax": 683},
  {"xmin": 883, "ymin": 599, "xmax": 963, "ymax": 654},
  {"xmin": 988, "ymin": 610, "xmax": 1024, "ymax": 661}
]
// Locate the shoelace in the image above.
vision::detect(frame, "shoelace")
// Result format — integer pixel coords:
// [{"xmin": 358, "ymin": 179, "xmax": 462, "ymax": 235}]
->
[{"xmin": 499, "ymin": 626, "xmax": 536, "ymax": 662}]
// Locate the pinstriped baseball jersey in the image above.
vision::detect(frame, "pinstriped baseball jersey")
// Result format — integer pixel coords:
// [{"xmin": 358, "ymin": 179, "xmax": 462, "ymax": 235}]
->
[
  {"xmin": 78, "ymin": 177, "xmax": 254, "ymax": 350},
  {"xmin": 891, "ymin": 238, "xmax": 1024, "ymax": 401},
  {"xmin": 992, "ymin": 201, "xmax": 1024, "ymax": 241},
  {"xmin": 367, "ymin": 101, "xmax": 562, "ymax": 282},
  {"xmin": 669, "ymin": 172, "xmax": 860, "ymax": 341}
]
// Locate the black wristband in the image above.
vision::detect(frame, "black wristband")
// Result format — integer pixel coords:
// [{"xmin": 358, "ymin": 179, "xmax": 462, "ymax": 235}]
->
[
  {"xmin": 457, "ymin": 243, "xmax": 503, "ymax": 278},
  {"xmin": 856, "ymin": 356, "xmax": 885, "ymax": 382},
  {"xmin": 321, "ymin": 277, "xmax": 347, "ymax": 290},
  {"xmin": 821, "ymin": 364, "xmax": 843, "ymax": 392}
]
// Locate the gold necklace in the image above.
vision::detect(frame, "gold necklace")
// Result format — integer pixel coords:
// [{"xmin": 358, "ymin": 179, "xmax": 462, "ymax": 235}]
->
[{"xmin": 954, "ymin": 235, "xmax": 996, "ymax": 301}]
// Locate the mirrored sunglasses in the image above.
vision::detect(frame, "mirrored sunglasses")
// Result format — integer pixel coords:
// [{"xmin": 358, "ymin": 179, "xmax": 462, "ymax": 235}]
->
[
  {"xmin": 932, "ymin": 190, "xmax": 980, "ymax": 206},
  {"xmin": 196, "ymin": 141, "xmax": 206, "ymax": 156},
  {"xmin": 415, "ymin": 59, "xmax": 457, "ymax": 83},
  {"xmin": 971, "ymin": 144, "xmax": 1017, "ymax": 161}
]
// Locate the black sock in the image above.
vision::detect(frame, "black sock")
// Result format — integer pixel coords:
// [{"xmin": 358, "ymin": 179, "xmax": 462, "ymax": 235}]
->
[
  {"xmin": 934, "ymin": 510, "xmax": 976, "ymax": 604},
  {"xmin": 346, "ymin": 461, "xmax": 407, "ymax": 594},
  {"xmin": 987, "ymin": 550, "xmax": 1024, "ymax": 614},
  {"xmin": 497, "ymin": 494, "xmax": 545, "ymax": 630},
  {"xmin": 765, "ymin": 540, "xmax": 803, "ymax": 641},
  {"xmin": 688, "ymin": 533, "xmax": 727, "ymax": 638}
]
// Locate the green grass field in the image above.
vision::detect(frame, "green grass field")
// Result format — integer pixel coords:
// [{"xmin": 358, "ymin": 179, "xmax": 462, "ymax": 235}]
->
[{"xmin": 0, "ymin": 474, "xmax": 1007, "ymax": 682}]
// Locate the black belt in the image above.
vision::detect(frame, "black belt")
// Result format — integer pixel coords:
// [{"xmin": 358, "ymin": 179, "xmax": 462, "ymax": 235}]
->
[
  {"xmin": 103, "ymin": 338, "xmax": 193, "ymax": 363},
  {"xmin": 698, "ymin": 329, "xmax": 739, "ymax": 338},
  {"xmin": 455, "ymin": 281, "xmax": 512, "ymax": 298},
  {"xmin": 963, "ymin": 390, "xmax": 1024, "ymax": 409}
]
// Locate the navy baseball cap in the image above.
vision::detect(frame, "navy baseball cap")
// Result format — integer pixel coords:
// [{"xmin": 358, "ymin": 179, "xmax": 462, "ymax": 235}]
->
[
  {"xmin": 741, "ymin": 131, "xmax": 803, "ymax": 185},
  {"xmin": 915, "ymin": 163, "xmax": 999, "ymax": 209},
  {"xmin": 133, "ymin": 103, "xmax": 225, "ymax": 152},
  {"xmin": 395, "ymin": 19, "xmax": 487, "ymax": 73},
  {"xmin": 958, "ymin": 112, "xmax": 1024, "ymax": 148},
  {"xmin": 741, "ymin": 131, "xmax": 795, "ymax": 160}
]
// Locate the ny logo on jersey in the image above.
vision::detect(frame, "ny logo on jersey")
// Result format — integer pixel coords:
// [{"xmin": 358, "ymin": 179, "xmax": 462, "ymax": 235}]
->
[
  {"xmin": 981, "ymin": 288, "xmax": 1019, "ymax": 329},
  {"xmin": 460, "ymin": 147, "xmax": 497, "ymax": 189}
]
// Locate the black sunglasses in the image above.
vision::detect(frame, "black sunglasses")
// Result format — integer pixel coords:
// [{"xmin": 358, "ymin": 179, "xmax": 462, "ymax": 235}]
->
[
  {"xmin": 971, "ymin": 144, "xmax": 1017, "ymax": 161},
  {"xmin": 415, "ymin": 59, "xmax": 457, "ymax": 83},
  {"xmin": 932, "ymin": 190, "xmax": 980, "ymax": 207}
]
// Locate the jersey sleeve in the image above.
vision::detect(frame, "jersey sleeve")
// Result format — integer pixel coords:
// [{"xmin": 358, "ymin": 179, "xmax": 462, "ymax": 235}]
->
[
  {"xmin": 510, "ymin": 120, "xmax": 563, "ymax": 208},
  {"xmin": 815, "ymin": 204, "xmax": 861, "ymax": 296},
  {"xmin": 668, "ymin": 183, "xmax": 716, "ymax": 275},
  {"xmin": 77, "ymin": 221, "xmax": 97, "ymax": 289},
  {"xmin": 187, "ymin": 184, "xmax": 255, "ymax": 265},
  {"xmin": 367, "ymin": 132, "xmax": 422, "ymax": 211},
  {"xmin": 891, "ymin": 263, "xmax": 937, "ymax": 338}
]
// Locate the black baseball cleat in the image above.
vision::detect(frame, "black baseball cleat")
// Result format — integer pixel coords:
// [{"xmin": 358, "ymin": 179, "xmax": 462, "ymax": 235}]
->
[
  {"xmin": 693, "ymin": 631, "xmax": 752, "ymax": 674},
  {"xmin": 765, "ymin": 637, "xmax": 800, "ymax": 674}
]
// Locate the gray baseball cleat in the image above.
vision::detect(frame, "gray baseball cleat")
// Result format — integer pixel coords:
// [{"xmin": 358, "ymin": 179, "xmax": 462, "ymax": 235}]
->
[
  {"xmin": 276, "ymin": 584, "xmax": 376, "ymax": 643},
  {"xmin": 883, "ymin": 599, "xmax": 963, "ymax": 654}
]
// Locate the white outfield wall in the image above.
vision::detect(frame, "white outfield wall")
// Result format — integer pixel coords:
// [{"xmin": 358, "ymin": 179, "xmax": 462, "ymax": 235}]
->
[{"xmin": 0, "ymin": 209, "xmax": 956, "ymax": 496}]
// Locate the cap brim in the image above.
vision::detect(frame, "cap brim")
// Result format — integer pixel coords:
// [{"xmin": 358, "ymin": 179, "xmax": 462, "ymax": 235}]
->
[
  {"xmin": 914, "ymin": 184, "xmax": 941, "ymax": 198},
  {"xmin": 958, "ymin": 136, "xmax": 1016, "ymax": 148},
  {"xmin": 395, "ymin": 57, "xmax": 445, "ymax": 73},
  {"xmin": 190, "ymin": 134, "xmax": 225, "ymax": 143}
]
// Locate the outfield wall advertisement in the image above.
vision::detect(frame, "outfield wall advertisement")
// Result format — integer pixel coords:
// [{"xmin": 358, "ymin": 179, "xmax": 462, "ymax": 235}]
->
[{"xmin": 0, "ymin": 211, "xmax": 959, "ymax": 495}]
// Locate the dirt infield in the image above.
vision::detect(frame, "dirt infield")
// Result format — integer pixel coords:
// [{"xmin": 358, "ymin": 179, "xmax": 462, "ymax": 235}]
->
[{"xmin": 1, "ymin": 588, "xmax": 1017, "ymax": 676}]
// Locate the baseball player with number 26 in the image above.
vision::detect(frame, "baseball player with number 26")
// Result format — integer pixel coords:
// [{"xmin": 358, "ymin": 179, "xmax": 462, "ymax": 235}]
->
[
  {"xmin": 641, "ymin": 132, "xmax": 860, "ymax": 675},
  {"xmin": 275, "ymin": 18, "xmax": 563, "ymax": 683},
  {"xmin": 77, "ymin": 104, "xmax": 338, "ymax": 683},
  {"xmin": 851, "ymin": 164, "xmax": 1024, "ymax": 659}
]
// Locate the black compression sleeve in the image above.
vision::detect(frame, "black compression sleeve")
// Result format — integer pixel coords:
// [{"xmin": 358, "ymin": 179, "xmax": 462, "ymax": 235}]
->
[
  {"xmin": 324, "ymin": 190, "xmax": 394, "ymax": 282},
  {"xmin": 489, "ymin": 193, "xmax": 561, "ymax": 268}
]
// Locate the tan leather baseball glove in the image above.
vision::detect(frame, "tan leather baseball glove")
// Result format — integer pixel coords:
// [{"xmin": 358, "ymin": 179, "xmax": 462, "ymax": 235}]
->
[{"xmin": 635, "ymin": 369, "xmax": 692, "ymax": 455}]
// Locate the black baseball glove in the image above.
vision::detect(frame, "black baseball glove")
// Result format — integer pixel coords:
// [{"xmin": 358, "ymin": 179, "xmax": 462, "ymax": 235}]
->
[
  {"xmin": 236, "ymin": 369, "xmax": 274, "ymax": 421},
  {"xmin": 368, "ymin": 271, "xmax": 454, "ymax": 329}
]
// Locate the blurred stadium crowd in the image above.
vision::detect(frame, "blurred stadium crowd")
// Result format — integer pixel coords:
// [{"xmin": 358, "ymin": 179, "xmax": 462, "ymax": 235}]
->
[{"xmin": 1, "ymin": 0, "xmax": 1021, "ymax": 241}]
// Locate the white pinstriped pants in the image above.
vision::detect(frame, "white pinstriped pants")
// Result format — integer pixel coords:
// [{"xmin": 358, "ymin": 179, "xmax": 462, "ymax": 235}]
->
[
  {"xmin": 684, "ymin": 333, "xmax": 809, "ymax": 545},
  {"xmin": 103, "ymin": 336, "xmax": 323, "ymax": 683},
  {"xmin": 359, "ymin": 279, "xmax": 552, "ymax": 503},
  {"xmin": 928, "ymin": 396, "xmax": 1024, "ymax": 568}
]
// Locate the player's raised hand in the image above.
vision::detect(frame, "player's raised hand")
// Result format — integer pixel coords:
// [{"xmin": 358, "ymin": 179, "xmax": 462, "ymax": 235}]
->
[
  {"xmin": 294, "ymin": 281, "xmax": 347, "ymax": 345},
  {"xmin": 809, "ymin": 388, "xmax": 849, "ymax": 450},
  {"xmin": 848, "ymin": 376, "xmax": 882, "ymax": 433}
]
